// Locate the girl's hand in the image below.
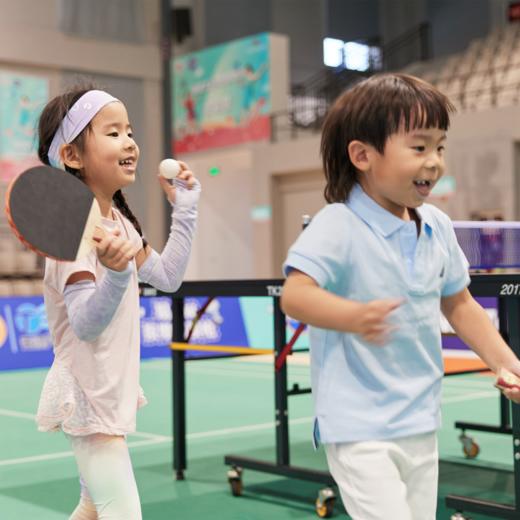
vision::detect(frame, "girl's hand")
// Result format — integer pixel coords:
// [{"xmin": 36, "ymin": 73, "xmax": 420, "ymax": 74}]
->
[
  {"xmin": 353, "ymin": 299, "xmax": 402, "ymax": 346},
  {"xmin": 95, "ymin": 229, "xmax": 136, "ymax": 272},
  {"xmin": 158, "ymin": 161, "xmax": 201, "ymax": 206}
]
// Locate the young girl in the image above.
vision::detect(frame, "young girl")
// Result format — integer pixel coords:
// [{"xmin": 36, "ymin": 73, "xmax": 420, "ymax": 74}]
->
[
  {"xmin": 281, "ymin": 73, "xmax": 520, "ymax": 520},
  {"xmin": 35, "ymin": 86, "xmax": 200, "ymax": 519}
]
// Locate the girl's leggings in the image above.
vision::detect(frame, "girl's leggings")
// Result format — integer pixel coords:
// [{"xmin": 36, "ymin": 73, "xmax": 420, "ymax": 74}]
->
[{"xmin": 67, "ymin": 433, "xmax": 142, "ymax": 520}]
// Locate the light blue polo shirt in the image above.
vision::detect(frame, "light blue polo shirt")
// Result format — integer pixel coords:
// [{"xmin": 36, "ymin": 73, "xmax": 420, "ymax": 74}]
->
[{"xmin": 283, "ymin": 183, "xmax": 470, "ymax": 445}]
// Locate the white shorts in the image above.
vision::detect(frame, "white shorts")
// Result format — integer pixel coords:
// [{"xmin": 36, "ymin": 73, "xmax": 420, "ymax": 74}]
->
[{"xmin": 324, "ymin": 431, "xmax": 438, "ymax": 520}]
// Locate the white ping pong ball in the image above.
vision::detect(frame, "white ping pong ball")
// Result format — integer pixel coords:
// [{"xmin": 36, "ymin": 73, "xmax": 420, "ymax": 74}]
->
[{"xmin": 159, "ymin": 158, "xmax": 181, "ymax": 179}]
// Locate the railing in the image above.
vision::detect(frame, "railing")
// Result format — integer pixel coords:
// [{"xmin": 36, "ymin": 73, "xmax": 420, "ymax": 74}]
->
[
  {"xmin": 271, "ymin": 23, "xmax": 433, "ymax": 143},
  {"xmin": 270, "ymin": 68, "xmax": 370, "ymax": 143},
  {"xmin": 382, "ymin": 22, "xmax": 432, "ymax": 70}
]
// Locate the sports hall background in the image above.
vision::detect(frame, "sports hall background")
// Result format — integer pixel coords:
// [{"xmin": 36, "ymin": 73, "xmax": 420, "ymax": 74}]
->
[{"xmin": 1, "ymin": 1, "xmax": 520, "ymax": 519}]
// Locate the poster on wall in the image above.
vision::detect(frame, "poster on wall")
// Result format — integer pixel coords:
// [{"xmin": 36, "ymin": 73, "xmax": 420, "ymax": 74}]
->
[
  {"xmin": 172, "ymin": 33, "xmax": 272, "ymax": 153},
  {"xmin": 0, "ymin": 72, "xmax": 48, "ymax": 181}
]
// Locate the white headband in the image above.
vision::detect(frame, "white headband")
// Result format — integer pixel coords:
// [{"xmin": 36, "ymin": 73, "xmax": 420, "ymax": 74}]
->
[{"xmin": 48, "ymin": 90, "xmax": 119, "ymax": 168}]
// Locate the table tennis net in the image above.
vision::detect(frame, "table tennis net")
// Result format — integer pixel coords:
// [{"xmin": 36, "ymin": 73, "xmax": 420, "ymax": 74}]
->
[{"xmin": 453, "ymin": 221, "xmax": 520, "ymax": 269}]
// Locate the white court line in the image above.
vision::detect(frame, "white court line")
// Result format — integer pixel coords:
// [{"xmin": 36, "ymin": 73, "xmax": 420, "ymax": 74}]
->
[
  {"xmin": 443, "ymin": 378, "xmax": 495, "ymax": 390},
  {"xmin": 0, "ymin": 450, "xmax": 75, "ymax": 467},
  {"xmin": 143, "ymin": 359, "xmax": 311, "ymax": 374},
  {"xmin": 143, "ymin": 363, "xmax": 272, "ymax": 377},
  {"xmin": 187, "ymin": 416, "xmax": 312, "ymax": 440},
  {"xmin": 443, "ymin": 383, "xmax": 498, "ymax": 395},
  {"xmin": 0, "ymin": 405, "xmax": 312, "ymax": 442},
  {"xmin": 232, "ymin": 353, "xmax": 311, "ymax": 366},
  {"xmin": 0, "ymin": 416, "xmax": 313, "ymax": 468},
  {"xmin": 144, "ymin": 364, "xmax": 289, "ymax": 381},
  {"xmin": 0, "ymin": 437, "xmax": 169, "ymax": 467},
  {"xmin": 442, "ymin": 390, "xmax": 497, "ymax": 403},
  {"xmin": 0, "ymin": 408, "xmax": 35, "ymax": 420},
  {"xmin": 0, "ymin": 389, "xmax": 497, "ymax": 468},
  {"xmin": 443, "ymin": 380, "xmax": 494, "ymax": 389},
  {"xmin": 187, "ymin": 367, "xmax": 273, "ymax": 380},
  {"xmin": 0, "ymin": 408, "xmax": 170, "ymax": 442},
  {"xmin": 129, "ymin": 431, "xmax": 171, "ymax": 441},
  {"xmin": 150, "ymin": 364, "xmax": 310, "ymax": 381}
]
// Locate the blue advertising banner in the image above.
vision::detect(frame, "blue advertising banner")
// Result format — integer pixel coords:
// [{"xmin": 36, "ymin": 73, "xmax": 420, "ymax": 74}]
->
[
  {"xmin": 0, "ymin": 294, "xmax": 494, "ymax": 372},
  {"xmin": 0, "ymin": 296, "xmax": 252, "ymax": 371},
  {"xmin": 139, "ymin": 296, "xmax": 173, "ymax": 356},
  {"xmin": 0, "ymin": 296, "xmax": 180, "ymax": 371},
  {"xmin": 0, "ymin": 297, "xmax": 51, "ymax": 370},
  {"xmin": 182, "ymin": 297, "xmax": 249, "ymax": 358},
  {"xmin": 139, "ymin": 296, "xmax": 248, "ymax": 359}
]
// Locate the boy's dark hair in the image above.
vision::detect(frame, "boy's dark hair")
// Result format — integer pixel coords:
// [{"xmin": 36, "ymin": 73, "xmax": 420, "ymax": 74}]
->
[
  {"xmin": 38, "ymin": 83, "xmax": 147, "ymax": 247},
  {"xmin": 320, "ymin": 73, "xmax": 455, "ymax": 203}
]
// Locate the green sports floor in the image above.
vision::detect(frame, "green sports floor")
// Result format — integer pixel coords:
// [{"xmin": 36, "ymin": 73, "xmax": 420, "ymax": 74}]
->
[{"xmin": 0, "ymin": 354, "xmax": 517, "ymax": 519}]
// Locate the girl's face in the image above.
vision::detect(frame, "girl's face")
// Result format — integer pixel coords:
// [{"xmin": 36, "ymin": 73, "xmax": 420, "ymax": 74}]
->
[
  {"xmin": 358, "ymin": 127, "xmax": 446, "ymax": 220},
  {"xmin": 80, "ymin": 101, "xmax": 139, "ymax": 195}
]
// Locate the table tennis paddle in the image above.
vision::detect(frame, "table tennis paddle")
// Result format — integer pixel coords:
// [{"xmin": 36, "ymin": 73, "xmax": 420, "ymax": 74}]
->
[{"xmin": 5, "ymin": 165, "xmax": 102, "ymax": 261}]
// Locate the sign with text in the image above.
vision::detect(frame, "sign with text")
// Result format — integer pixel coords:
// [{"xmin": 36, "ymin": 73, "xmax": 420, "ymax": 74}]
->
[{"xmin": 0, "ymin": 294, "xmax": 489, "ymax": 372}]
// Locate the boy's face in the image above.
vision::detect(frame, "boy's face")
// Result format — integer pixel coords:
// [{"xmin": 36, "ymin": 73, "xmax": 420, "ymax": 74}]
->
[{"xmin": 358, "ymin": 127, "xmax": 446, "ymax": 219}]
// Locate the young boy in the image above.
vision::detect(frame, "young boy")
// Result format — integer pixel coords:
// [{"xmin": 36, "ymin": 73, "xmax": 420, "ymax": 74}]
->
[{"xmin": 281, "ymin": 73, "xmax": 520, "ymax": 520}]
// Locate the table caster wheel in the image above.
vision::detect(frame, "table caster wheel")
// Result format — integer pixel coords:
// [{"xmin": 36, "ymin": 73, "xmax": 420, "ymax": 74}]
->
[
  {"xmin": 227, "ymin": 466, "xmax": 243, "ymax": 496},
  {"xmin": 315, "ymin": 487, "xmax": 335, "ymax": 518},
  {"xmin": 459, "ymin": 432, "xmax": 480, "ymax": 458}
]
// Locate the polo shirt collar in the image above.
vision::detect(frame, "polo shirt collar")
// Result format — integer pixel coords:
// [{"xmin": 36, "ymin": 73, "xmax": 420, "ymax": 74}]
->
[{"xmin": 346, "ymin": 183, "xmax": 433, "ymax": 237}]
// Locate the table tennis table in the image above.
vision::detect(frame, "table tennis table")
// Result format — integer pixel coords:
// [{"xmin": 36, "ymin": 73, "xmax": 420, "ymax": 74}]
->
[{"xmin": 142, "ymin": 273, "xmax": 520, "ymax": 519}]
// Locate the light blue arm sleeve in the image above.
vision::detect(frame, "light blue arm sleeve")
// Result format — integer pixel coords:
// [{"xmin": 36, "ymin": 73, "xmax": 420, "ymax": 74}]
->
[
  {"xmin": 138, "ymin": 178, "xmax": 200, "ymax": 293},
  {"xmin": 63, "ymin": 266, "xmax": 132, "ymax": 342}
]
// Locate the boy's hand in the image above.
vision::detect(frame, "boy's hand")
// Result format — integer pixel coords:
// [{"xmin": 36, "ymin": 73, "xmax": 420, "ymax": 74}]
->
[
  {"xmin": 95, "ymin": 229, "xmax": 136, "ymax": 272},
  {"xmin": 495, "ymin": 367, "xmax": 520, "ymax": 404},
  {"xmin": 354, "ymin": 299, "xmax": 402, "ymax": 346}
]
